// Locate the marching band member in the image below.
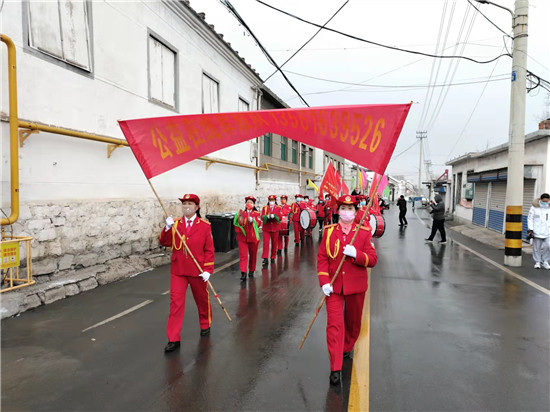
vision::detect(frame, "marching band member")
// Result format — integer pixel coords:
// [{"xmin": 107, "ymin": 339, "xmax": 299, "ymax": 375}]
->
[
  {"xmin": 303, "ymin": 196, "xmax": 313, "ymax": 238},
  {"xmin": 261, "ymin": 195, "xmax": 282, "ymax": 267},
  {"xmin": 291, "ymin": 194, "xmax": 305, "ymax": 246},
  {"xmin": 278, "ymin": 195, "xmax": 292, "ymax": 255},
  {"xmin": 324, "ymin": 194, "xmax": 333, "ymax": 227},
  {"xmin": 317, "ymin": 195, "xmax": 378, "ymax": 385},
  {"xmin": 316, "ymin": 196, "xmax": 327, "ymax": 233},
  {"xmin": 233, "ymin": 196, "xmax": 262, "ymax": 282},
  {"xmin": 354, "ymin": 195, "xmax": 372, "ymax": 230},
  {"xmin": 159, "ymin": 194, "xmax": 215, "ymax": 352}
]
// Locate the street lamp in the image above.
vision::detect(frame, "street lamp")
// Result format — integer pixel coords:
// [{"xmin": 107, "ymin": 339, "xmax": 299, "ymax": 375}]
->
[{"xmin": 475, "ymin": 0, "xmax": 528, "ymax": 267}]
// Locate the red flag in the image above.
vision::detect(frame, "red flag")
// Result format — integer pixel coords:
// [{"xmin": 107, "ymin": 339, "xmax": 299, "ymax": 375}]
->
[
  {"xmin": 118, "ymin": 104, "xmax": 411, "ymax": 179},
  {"xmin": 338, "ymin": 171, "xmax": 350, "ymax": 195},
  {"xmin": 320, "ymin": 161, "xmax": 340, "ymax": 209},
  {"xmin": 368, "ymin": 174, "xmax": 379, "ymax": 199}
]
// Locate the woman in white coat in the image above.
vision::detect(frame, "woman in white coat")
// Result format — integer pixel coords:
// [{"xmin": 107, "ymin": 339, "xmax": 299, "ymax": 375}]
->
[{"xmin": 527, "ymin": 193, "xmax": 550, "ymax": 269}]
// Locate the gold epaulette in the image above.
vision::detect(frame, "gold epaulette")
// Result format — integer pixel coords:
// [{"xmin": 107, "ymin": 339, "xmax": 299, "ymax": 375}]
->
[
  {"xmin": 200, "ymin": 218, "xmax": 211, "ymax": 225},
  {"xmin": 324, "ymin": 223, "xmax": 337, "ymax": 230},
  {"xmin": 360, "ymin": 225, "xmax": 370, "ymax": 231}
]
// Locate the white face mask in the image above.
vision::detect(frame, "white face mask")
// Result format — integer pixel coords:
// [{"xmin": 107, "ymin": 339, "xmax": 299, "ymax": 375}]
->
[
  {"xmin": 269, "ymin": 201, "xmax": 275, "ymax": 206},
  {"xmin": 297, "ymin": 198, "xmax": 303, "ymax": 202},
  {"xmin": 182, "ymin": 206, "xmax": 195, "ymax": 216},
  {"xmin": 540, "ymin": 200, "xmax": 549, "ymax": 208}
]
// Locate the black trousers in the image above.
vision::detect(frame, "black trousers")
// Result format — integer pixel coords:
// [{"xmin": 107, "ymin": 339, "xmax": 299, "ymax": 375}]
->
[
  {"xmin": 332, "ymin": 214, "xmax": 339, "ymax": 224},
  {"xmin": 399, "ymin": 210, "xmax": 408, "ymax": 225},
  {"xmin": 428, "ymin": 219, "xmax": 446, "ymax": 242}
]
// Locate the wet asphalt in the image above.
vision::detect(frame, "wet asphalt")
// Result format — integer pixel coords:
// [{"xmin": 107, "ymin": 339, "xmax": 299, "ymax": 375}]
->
[{"xmin": 1, "ymin": 207, "xmax": 549, "ymax": 411}]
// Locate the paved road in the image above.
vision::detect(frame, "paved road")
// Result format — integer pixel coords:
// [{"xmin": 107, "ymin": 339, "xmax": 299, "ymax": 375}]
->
[{"xmin": 2, "ymin": 207, "xmax": 548, "ymax": 411}]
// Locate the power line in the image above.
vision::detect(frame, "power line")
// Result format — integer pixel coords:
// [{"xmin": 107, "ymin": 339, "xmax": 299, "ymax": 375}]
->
[
  {"xmin": 390, "ymin": 140, "xmax": 418, "ymax": 160},
  {"xmin": 264, "ymin": 0, "xmax": 349, "ymax": 82},
  {"xmin": 255, "ymin": 0, "xmax": 512, "ymax": 65},
  {"xmin": 467, "ymin": 0, "xmax": 512, "ymax": 38},
  {"xmin": 219, "ymin": 0, "xmax": 309, "ymax": 106}
]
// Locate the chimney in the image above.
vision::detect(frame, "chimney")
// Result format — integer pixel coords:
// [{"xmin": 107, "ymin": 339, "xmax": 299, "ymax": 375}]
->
[{"xmin": 539, "ymin": 118, "xmax": 550, "ymax": 130}]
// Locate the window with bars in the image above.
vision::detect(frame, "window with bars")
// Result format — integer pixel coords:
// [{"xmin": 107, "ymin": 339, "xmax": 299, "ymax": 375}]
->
[
  {"xmin": 281, "ymin": 137, "xmax": 288, "ymax": 161},
  {"xmin": 292, "ymin": 141, "xmax": 298, "ymax": 164},
  {"xmin": 309, "ymin": 148, "xmax": 313, "ymax": 169},
  {"xmin": 264, "ymin": 133, "xmax": 272, "ymax": 156},
  {"xmin": 301, "ymin": 144, "xmax": 306, "ymax": 168}
]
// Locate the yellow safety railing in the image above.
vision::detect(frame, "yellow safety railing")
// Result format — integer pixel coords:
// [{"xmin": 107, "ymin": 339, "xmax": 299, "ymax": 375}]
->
[{"xmin": 1, "ymin": 235, "xmax": 34, "ymax": 293}]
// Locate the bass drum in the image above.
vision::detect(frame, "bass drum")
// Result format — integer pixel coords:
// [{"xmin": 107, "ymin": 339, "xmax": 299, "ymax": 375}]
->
[
  {"xmin": 300, "ymin": 209, "xmax": 316, "ymax": 230},
  {"xmin": 280, "ymin": 214, "xmax": 290, "ymax": 236},
  {"xmin": 369, "ymin": 214, "xmax": 386, "ymax": 238}
]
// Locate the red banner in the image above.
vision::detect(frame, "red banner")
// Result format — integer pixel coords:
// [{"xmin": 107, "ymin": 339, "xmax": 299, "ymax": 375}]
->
[
  {"xmin": 118, "ymin": 103, "xmax": 411, "ymax": 179},
  {"xmin": 320, "ymin": 162, "xmax": 340, "ymax": 199}
]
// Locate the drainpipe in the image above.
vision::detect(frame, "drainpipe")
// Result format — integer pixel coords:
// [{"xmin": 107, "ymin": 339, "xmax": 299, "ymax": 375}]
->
[
  {"xmin": 1, "ymin": 34, "xmax": 19, "ymax": 226},
  {"xmin": 254, "ymin": 86, "xmax": 263, "ymax": 188}
]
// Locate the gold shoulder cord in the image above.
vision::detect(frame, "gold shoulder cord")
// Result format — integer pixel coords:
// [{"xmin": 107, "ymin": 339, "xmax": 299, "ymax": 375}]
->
[
  {"xmin": 326, "ymin": 226, "xmax": 340, "ymax": 260},
  {"xmin": 171, "ymin": 221, "xmax": 184, "ymax": 251}
]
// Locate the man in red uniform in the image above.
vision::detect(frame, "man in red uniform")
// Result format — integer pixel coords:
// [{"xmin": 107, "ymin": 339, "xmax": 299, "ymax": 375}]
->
[
  {"xmin": 261, "ymin": 195, "xmax": 282, "ymax": 267},
  {"xmin": 291, "ymin": 194, "xmax": 304, "ymax": 246},
  {"xmin": 234, "ymin": 196, "xmax": 262, "ymax": 281},
  {"xmin": 316, "ymin": 196, "xmax": 327, "ymax": 233},
  {"xmin": 278, "ymin": 195, "xmax": 292, "ymax": 255},
  {"xmin": 317, "ymin": 194, "xmax": 378, "ymax": 385},
  {"xmin": 324, "ymin": 194, "xmax": 333, "ymax": 227},
  {"xmin": 159, "ymin": 194, "xmax": 215, "ymax": 352}
]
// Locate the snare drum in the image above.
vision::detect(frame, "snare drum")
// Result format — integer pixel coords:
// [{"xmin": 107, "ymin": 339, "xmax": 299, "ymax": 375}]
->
[
  {"xmin": 280, "ymin": 215, "xmax": 289, "ymax": 236},
  {"xmin": 300, "ymin": 209, "xmax": 317, "ymax": 230},
  {"xmin": 369, "ymin": 214, "xmax": 386, "ymax": 238}
]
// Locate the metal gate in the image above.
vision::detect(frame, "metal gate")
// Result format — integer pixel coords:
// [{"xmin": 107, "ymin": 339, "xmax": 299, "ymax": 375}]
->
[
  {"xmin": 488, "ymin": 182, "xmax": 506, "ymax": 232},
  {"xmin": 522, "ymin": 179, "xmax": 536, "ymax": 239},
  {"xmin": 472, "ymin": 183, "xmax": 489, "ymax": 227}
]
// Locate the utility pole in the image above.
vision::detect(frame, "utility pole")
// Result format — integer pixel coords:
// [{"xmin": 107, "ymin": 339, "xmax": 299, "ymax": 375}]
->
[
  {"xmin": 504, "ymin": 0, "xmax": 528, "ymax": 267},
  {"xmin": 416, "ymin": 131, "xmax": 427, "ymax": 196}
]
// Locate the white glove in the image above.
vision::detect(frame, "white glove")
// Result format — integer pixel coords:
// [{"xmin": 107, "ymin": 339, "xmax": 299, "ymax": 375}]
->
[
  {"xmin": 165, "ymin": 216, "xmax": 175, "ymax": 231},
  {"xmin": 199, "ymin": 272, "xmax": 211, "ymax": 282},
  {"xmin": 270, "ymin": 214, "xmax": 275, "ymax": 219},
  {"xmin": 322, "ymin": 283, "xmax": 333, "ymax": 296},
  {"xmin": 248, "ymin": 216, "xmax": 253, "ymax": 222},
  {"xmin": 343, "ymin": 245, "xmax": 357, "ymax": 259}
]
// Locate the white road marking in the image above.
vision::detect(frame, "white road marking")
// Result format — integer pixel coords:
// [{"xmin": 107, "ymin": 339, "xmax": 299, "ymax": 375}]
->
[
  {"xmin": 414, "ymin": 210, "xmax": 550, "ymax": 296},
  {"xmin": 81, "ymin": 300, "xmax": 154, "ymax": 333}
]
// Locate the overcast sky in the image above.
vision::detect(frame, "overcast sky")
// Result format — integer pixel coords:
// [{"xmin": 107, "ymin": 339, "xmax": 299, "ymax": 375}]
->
[{"xmin": 193, "ymin": 0, "xmax": 550, "ymax": 182}]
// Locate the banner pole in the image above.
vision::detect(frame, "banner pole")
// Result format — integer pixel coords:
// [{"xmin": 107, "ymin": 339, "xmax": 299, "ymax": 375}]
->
[
  {"xmin": 147, "ymin": 178, "xmax": 232, "ymax": 323},
  {"xmin": 298, "ymin": 176, "xmax": 382, "ymax": 349}
]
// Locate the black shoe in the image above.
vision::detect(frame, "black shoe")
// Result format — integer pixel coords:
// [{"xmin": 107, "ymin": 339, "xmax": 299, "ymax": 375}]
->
[
  {"xmin": 262, "ymin": 258, "xmax": 268, "ymax": 268},
  {"xmin": 295, "ymin": 242, "xmax": 300, "ymax": 247},
  {"xmin": 270, "ymin": 258, "xmax": 275, "ymax": 263},
  {"xmin": 240, "ymin": 272, "xmax": 247, "ymax": 281},
  {"xmin": 284, "ymin": 247, "xmax": 288, "ymax": 252},
  {"xmin": 200, "ymin": 327, "xmax": 210, "ymax": 336},
  {"xmin": 164, "ymin": 341, "xmax": 180, "ymax": 352},
  {"xmin": 343, "ymin": 351, "xmax": 353, "ymax": 360},
  {"xmin": 329, "ymin": 370, "xmax": 341, "ymax": 386},
  {"xmin": 277, "ymin": 250, "xmax": 282, "ymax": 256},
  {"xmin": 248, "ymin": 271, "xmax": 254, "ymax": 278}
]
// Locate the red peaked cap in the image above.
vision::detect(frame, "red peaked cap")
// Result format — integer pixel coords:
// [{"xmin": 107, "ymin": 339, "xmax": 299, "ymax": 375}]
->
[
  {"xmin": 294, "ymin": 194, "xmax": 302, "ymax": 198},
  {"xmin": 336, "ymin": 194, "xmax": 359, "ymax": 206},
  {"xmin": 268, "ymin": 195, "xmax": 277, "ymax": 201},
  {"xmin": 245, "ymin": 196, "xmax": 257, "ymax": 203},
  {"xmin": 179, "ymin": 194, "xmax": 200, "ymax": 205},
  {"xmin": 280, "ymin": 195, "xmax": 288, "ymax": 200}
]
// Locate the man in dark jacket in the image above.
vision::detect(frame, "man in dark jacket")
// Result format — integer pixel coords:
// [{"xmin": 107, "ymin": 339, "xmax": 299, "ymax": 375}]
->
[
  {"xmin": 397, "ymin": 195, "xmax": 408, "ymax": 226},
  {"xmin": 425, "ymin": 194, "xmax": 446, "ymax": 244}
]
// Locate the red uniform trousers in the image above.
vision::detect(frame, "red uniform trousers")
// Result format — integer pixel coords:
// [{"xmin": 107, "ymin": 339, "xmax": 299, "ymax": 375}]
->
[
  {"xmin": 278, "ymin": 231, "xmax": 289, "ymax": 250},
  {"xmin": 262, "ymin": 230, "xmax": 278, "ymax": 259},
  {"xmin": 167, "ymin": 274, "xmax": 212, "ymax": 342},
  {"xmin": 238, "ymin": 239, "xmax": 259, "ymax": 273},
  {"xmin": 293, "ymin": 221, "xmax": 304, "ymax": 243},
  {"xmin": 325, "ymin": 291, "xmax": 366, "ymax": 372}
]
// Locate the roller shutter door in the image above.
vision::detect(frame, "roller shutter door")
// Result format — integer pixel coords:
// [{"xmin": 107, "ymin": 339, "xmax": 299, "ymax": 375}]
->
[
  {"xmin": 488, "ymin": 182, "xmax": 506, "ymax": 233},
  {"xmin": 472, "ymin": 183, "xmax": 489, "ymax": 227},
  {"xmin": 522, "ymin": 179, "xmax": 536, "ymax": 239}
]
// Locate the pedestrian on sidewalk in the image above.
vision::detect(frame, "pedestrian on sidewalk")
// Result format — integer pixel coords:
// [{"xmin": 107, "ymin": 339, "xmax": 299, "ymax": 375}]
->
[
  {"xmin": 317, "ymin": 195, "xmax": 378, "ymax": 386},
  {"xmin": 397, "ymin": 195, "xmax": 408, "ymax": 226},
  {"xmin": 425, "ymin": 194, "xmax": 446, "ymax": 244},
  {"xmin": 234, "ymin": 196, "xmax": 262, "ymax": 281},
  {"xmin": 159, "ymin": 194, "xmax": 215, "ymax": 353},
  {"xmin": 527, "ymin": 193, "xmax": 550, "ymax": 269}
]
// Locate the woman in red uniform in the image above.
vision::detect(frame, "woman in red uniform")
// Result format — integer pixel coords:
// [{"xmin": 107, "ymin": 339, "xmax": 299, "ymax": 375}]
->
[
  {"xmin": 233, "ymin": 196, "xmax": 262, "ymax": 282},
  {"xmin": 291, "ymin": 194, "xmax": 304, "ymax": 246},
  {"xmin": 316, "ymin": 196, "xmax": 327, "ymax": 233},
  {"xmin": 261, "ymin": 195, "xmax": 282, "ymax": 267},
  {"xmin": 317, "ymin": 195, "xmax": 378, "ymax": 385},
  {"xmin": 278, "ymin": 195, "xmax": 292, "ymax": 254},
  {"xmin": 159, "ymin": 194, "xmax": 215, "ymax": 352}
]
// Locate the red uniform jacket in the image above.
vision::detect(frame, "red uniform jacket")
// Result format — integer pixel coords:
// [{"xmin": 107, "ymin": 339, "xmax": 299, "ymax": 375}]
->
[
  {"xmin": 159, "ymin": 217, "xmax": 215, "ymax": 277},
  {"xmin": 261, "ymin": 205, "xmax": 282, "ymax": 232},
  {"xmin": 234, "ymin": 210, "xmax": 262, "ymax": 243},
  {"xmin": 354, "ymin": 206, "xmax": 372, "ymax": 230},
  {"xmin": 317, "ymin": 223, "xmax": 377, "ymax": 295},
  {"xmin": 291, "ymin": 202, "xmax": 301, "ymax": 222},
  {"xmin": 280, "ymin": 204, "xmax": 292, "ymax": 219},
  {"xmin": 316, "ymin": 203, "xmax": 326, "ymax": 218}
]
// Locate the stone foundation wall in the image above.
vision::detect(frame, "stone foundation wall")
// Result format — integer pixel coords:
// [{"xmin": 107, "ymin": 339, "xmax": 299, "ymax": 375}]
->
[{"xmin": 1, "ymin": 186, "xmax": 300, "ymax": 318}]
